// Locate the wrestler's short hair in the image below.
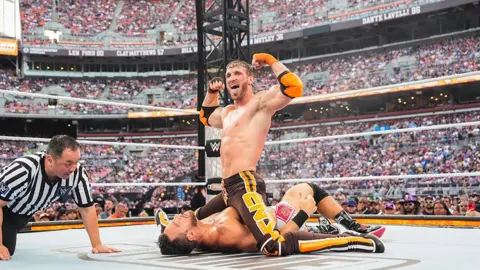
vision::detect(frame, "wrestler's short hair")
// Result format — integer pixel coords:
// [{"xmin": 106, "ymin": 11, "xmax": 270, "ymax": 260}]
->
[
  {"xmin": 158, "ymin": 234, "xmax": 197, "ymax": 255},
  {"xmin": 226, "ymin": 60, "xmax": 254, "ymax": 76}
]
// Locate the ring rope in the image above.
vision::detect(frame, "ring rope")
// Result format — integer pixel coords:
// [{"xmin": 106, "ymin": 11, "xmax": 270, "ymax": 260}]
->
[
  {"xmin": 0, "ymin": 89, "xmax": 198, "ymax": 115},
  {"xmin": 91, "ymin": 182, "xmax": 207, "ymax": 187},
  {"xmin": 265, "ymin": 120, "xmax": 480, "ymax": 145},
  {"xmin": 291, "ymin": 70, "xmax": 480, "ymax": 104},
  {"xmin": 90, "ymin": 172, "xmax": 480, "ymax": 187},
  {"xmin": 0, "ymin": 136, "xmax": 203, "ymax": 150},
  {"xmin": 263, "ymin": 172, "xmax": 480, "ymax": 184},
  {"xmin": 1, "ymin": 120, "xmax": 479, "ymax": 150}
]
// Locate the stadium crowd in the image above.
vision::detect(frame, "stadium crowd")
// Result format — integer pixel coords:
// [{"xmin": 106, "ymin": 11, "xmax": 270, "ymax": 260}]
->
[
  {"xmin": 5, "ymin": 32, "xmax": 480, "ymax": 114},
  {"xmin": 302, "ymin": 34, "xmax": 480, "ymax": 95},
  {"xmin": 116, "ymin": 0, "xmax": 178, "ymax": 36},
  {"xmin": 56, "ymin": 0, "xmax": 117, "ymax": 35},
  {"xmin": 20, "ymin": 0, "xmax": 443, "ymax": 38},
  {"xmin": 6, "ymin": 0, "xmax": 480, "ymax": 224},
  {"xmin": 27, "ymin": 190, "xmax": 480, "ymax": 223},
  {"xmin": 1, "ymin": 110, "xmax": 479, "ymax": 220},
  {"xmin": 2, "ymin": 111, "xmax": 479, "ymax": 182}
]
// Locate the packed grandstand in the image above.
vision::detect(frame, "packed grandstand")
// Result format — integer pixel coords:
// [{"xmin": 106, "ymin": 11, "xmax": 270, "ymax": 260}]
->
[
  {"xmin": 21, "ymin": 0, "xmax": 444, "ymax": 41},
  {"xmin": 1, "ymin": 0, "xmax": 480, "ymax": 222}
]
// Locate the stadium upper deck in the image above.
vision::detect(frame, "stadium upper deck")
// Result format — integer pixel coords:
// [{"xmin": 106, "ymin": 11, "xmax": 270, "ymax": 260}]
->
[
  {"xmin": 1, "ymin": 0, "xmax": 477, "ymax": 121},
  {"xmin": 20, "ymin": 0, "xmax": 449, "ymax": 49},
  {"xmin": 5, "ymin": 30, "xmax": 480, "ymax": 116}
]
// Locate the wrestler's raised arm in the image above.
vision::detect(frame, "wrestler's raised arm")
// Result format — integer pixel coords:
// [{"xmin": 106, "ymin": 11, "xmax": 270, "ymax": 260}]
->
[
  {"xmin": 199, "ymin": 77, "xmax": 224, "ymax": 129},
  {"xmin": 253, "ymin": 53, "xmax": 303, "ymax": 115}
]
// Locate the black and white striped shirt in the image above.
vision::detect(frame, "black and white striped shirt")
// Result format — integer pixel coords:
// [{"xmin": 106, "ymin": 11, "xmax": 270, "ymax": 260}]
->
[{"xmin": 0, "ymin": 152, "xmax": 94, "ymax": 216}]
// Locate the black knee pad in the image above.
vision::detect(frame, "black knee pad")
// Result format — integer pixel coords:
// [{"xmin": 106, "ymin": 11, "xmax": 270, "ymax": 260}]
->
[{"xmin": 307, "ymin": 183, "xmax": 330, "ymax": 204}]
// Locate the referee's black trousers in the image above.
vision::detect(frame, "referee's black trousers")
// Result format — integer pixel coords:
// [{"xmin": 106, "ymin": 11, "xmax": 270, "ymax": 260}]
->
[{"xmin": 1, "ymin": 207, "xmax": 31, "ymax": 256}]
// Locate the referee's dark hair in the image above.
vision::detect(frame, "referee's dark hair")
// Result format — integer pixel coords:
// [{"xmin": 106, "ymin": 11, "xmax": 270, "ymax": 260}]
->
[{"xmin": 46, "ymin": 135, "xmax": 81, "ymax": 158}]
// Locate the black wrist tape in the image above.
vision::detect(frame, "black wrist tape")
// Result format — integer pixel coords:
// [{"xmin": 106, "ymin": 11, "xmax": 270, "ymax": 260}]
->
[
  {"xmin": 199, "ymin": 106, "xmax": 219, "ymax": 126},
  {"xmin": 208, "ymin": 77, "xmax": 224, "ymax": 93},
  {"xmin": 277, "ymin": 70, "xmax": 303, "ymax": 98},
  {"xmin": 277, "ymin": 70, "xmax": 290, "ymax": 91},
  {"xmin": 292, "ymin": 210, "xmax": 309, "ymax": 228}
]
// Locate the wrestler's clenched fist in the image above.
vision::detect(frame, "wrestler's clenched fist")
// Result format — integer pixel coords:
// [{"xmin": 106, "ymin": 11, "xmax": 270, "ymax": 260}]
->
[
  {"xmin": 252, "ymin": 53, "xmax": 278, "ymax": 69},
  {"xmin": 208, "ymin": 77, "xmax": 224, "ymax": 93}
]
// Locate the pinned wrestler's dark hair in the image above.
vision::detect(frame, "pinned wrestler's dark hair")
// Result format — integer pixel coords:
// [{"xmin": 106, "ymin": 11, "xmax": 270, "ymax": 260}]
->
[{"xmin": 158, "ymin": 234, "xmax": 197, "ymax": 255}]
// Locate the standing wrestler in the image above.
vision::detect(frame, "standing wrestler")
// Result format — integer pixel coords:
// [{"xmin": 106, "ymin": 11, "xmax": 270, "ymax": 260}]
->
[{"xmin": 197, "ymin": 54, "xmax": 384, "ymax": 256}]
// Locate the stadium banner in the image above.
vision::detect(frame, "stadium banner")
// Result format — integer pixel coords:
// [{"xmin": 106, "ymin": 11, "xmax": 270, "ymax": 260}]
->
[
  {"xmin": 0, "ymin": 38, "xmax": 18, "ymax": 56},
  {"xmin": 331, "ymin": 0, "xmax": 479, "ymax": 31},
  {"xmin": 361, "ymin": 6, "xmax": 422, "ymax": 25},
  {"xmin": 22, "ymin": 31, "xmax": 302, "ymax": 57},
  {"xmin": 303, "ymin": 24, "xmax": 330, "ymax": 36}
]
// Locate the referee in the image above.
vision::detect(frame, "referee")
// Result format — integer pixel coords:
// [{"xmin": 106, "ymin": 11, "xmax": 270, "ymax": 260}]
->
[{"xmin": 0, "ymin": 135, "xmax": 120, "ymax": 260}]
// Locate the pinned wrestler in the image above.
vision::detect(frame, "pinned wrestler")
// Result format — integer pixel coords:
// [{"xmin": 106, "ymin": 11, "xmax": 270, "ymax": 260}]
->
[
  {"xmin": 157, "ymin": 183, "xmax": 384, "ymax": 255},
  {"xmin": 194, "ymin": 53, "xmax": 384, "ymax": 256}
]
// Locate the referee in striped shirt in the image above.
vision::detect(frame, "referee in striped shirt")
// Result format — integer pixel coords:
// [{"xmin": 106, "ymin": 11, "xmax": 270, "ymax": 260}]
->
[{"xmin": 0, "ymin": 135, "xmax": 120, "ymax": 260}]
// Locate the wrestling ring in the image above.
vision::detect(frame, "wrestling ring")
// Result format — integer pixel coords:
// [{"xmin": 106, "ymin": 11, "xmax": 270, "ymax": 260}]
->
[{"xmin": 1, "ymin": 90, "xmax": 480, "ymax": 270}]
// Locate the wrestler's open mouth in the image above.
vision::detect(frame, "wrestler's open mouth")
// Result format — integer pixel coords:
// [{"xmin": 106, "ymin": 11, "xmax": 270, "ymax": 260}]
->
[{"xmin": 231, "ymin": 85, "xmax": 240, "ymax": 94}]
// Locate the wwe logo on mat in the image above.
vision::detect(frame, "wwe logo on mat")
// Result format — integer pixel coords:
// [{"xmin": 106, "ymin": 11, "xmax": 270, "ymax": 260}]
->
[
  {"xmin": 74, "ymin": 245, "xmax": 420, "ymax": 269},
  {"xmin": 206, "ymin": 139, "xmax": 221, "ymax": 157}
]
